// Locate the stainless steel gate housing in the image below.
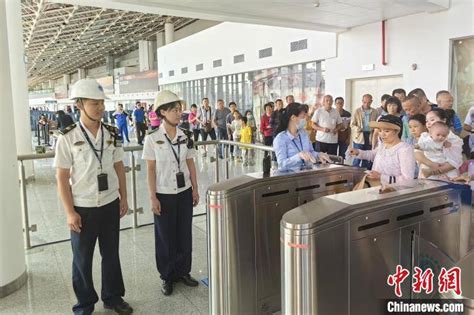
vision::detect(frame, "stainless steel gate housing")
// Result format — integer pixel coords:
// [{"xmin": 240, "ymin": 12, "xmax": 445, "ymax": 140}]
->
[
  {"xmin": 281, "ymin": 181, "xmax": 473, "ymax": 315},
  {"xmin": 206, "ymin": 164, "xmax": 366, "ymax": 314}
]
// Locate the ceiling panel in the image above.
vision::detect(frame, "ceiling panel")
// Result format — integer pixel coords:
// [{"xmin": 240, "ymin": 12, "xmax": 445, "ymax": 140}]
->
[{"xmin": 22, "ymin": 0, "xmax": 196, "ymax": 87}]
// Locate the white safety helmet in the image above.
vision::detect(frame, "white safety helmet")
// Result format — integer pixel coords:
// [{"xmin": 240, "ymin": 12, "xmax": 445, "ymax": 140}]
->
[
  {"xmin": 70, "ymin": 78, "xmax": 107, "ymax": 100},
  {"xmin": 153, "ymin": 90, "xmax": 181, "ymax": 112}
]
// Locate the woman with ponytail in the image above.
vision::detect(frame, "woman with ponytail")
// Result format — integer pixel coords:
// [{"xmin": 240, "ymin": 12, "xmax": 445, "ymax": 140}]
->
[{"xmin": 273, "ymin": 103, "xmax": 332, "ymax": 170}]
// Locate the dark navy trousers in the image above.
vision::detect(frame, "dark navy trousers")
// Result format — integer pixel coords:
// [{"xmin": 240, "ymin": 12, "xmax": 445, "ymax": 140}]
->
[
  {"xmin": 154, "ymin": 188, "xmax": 193, "ymax": 281},
  {"xmin": 71, "ymin": 198, "xmax": 125, "ymax": 315}
]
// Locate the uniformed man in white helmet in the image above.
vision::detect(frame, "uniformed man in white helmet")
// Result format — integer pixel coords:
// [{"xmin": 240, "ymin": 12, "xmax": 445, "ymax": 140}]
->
[
  {"xmin": 142, "ymin": 90, "xmax": 200, "ymax": 296},
  {"xmin": 54, "ymin": 79, "xmax": 133, "ymax": 315}
]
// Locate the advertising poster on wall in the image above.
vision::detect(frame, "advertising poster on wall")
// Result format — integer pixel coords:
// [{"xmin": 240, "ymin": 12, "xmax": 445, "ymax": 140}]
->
[
  {"xmin": 96, "ymin": 76, "xmax": 114, "ymax": 95},
  {"xmin": 119, "ymin": 70, "xmax": 158, "ymax": 94}
]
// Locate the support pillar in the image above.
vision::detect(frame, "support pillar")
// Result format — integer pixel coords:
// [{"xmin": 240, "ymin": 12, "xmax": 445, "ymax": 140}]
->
[
  {"xmin": 63, "ymin": 74, "xmax": 70, "ymax": 86},
  {"xmin": 138, "ymin": 40, "xmax": 154, "ymax": 72},
  {"xmin": 156, "ymin": 32, "xmax": 165, "ymax": 86},
  {"xmin": 6, "ymin": 0, "xmax": 34, "ymax": 177},
  {"xmin": 164, "ymin": 21, "xmax": 174, "ymax": 45},
  {"xmin": 77, "ymin": 68, "xmax": 86, "ymax": 80},
  {"xmin": 105, "ymin": 55, "xmax": 114, "ymax": 76},
  {"xmin": 0, "ymin": 0, "xmax": 28, "ymax": 298}
]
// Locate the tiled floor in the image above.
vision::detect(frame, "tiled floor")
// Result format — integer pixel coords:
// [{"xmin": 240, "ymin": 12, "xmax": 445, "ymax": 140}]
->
[
  {"xmin": 3, "ymin": 143, "xmax": 265, "ymax": 314},
  {"xmin": 0, "ymin": 218, "xmax": 209, "ymax": 315}
]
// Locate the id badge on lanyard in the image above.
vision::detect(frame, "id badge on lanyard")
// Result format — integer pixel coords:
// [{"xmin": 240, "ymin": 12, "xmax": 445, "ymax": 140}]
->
[
  {"xmin": 80, "ymin": 124, "xmax": 108, "ymax": 192},
  {"xmin": 165, "ymin": 134, "xmax": 186, "ymax": 189}
]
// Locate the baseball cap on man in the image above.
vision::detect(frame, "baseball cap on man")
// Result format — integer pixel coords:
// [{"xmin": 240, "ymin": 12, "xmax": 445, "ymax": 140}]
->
[{"xmin": 369, "ymin": 114, "xmax": 403, "ymax": 132}]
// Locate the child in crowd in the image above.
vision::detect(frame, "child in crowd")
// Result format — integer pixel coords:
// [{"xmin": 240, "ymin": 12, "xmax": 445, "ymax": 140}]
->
[
  {"xmin": 416, "ymin": 121, "xmax": 459, "ymax": 179},
  {"xmin": 407, "ymin": 114, "xmax": 427, "ymax": 145},
  {"xmin": 230, "ymin": 111, "xmax": 243, "ymax": 161},
  {"xmin": 240, "ymin": 117, "xmax": 255, "ymax": 166},
  {"xmin": 148, "ymin": 105, "xmax": 160, "ymax": 130},
  {"xmin": 415, "ymin": 109, "xmax": 463, "ymax": 179},
  {"xmin": 407, "ymin": 114, "xmax": 428, "ymax": 178},
  {"xmin": 188, "ymin": 104, "xmax": 200, "ymax": 142}
]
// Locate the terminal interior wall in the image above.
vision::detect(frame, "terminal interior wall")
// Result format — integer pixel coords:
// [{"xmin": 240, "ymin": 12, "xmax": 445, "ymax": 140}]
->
[
  {"xmin": 324, "ymin": 0, "xmax": 474, "ymax": 111},
  {"xmin": 157, "ymin": 22, "xmax": 337, "ymax": 85}
]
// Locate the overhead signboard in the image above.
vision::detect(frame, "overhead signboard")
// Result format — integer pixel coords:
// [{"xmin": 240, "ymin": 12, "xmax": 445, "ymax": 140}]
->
[
  {"xmin": 96, "ymin": 76, "xmax": 114, "ymax": 95},
  {"xmin": 54, "ymin": 84, "xmax": 68, "ymax": 99},
  {"xmin": 119, "ymin": 70, "xmax": 158, "ymax": 94}
]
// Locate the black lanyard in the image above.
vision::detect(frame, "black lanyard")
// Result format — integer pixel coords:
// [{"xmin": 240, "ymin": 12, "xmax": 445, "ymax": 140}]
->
[
  {"xmin": 80, "ymin": 124, "xmax": 104, "ymax": 170},
  {"xmin": 164, "ymin": 134, "xmax": 181, "ymax": 171},
  {"xmin": 291, "ymin": 134, "xmax": 304, "ymax": 152}
]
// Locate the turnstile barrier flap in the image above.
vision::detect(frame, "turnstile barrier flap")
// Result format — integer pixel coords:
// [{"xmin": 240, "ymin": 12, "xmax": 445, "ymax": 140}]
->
[
  {"xmin": 281, "ymin": 180, "xmax": 450, "ymax": 232},
  {"xmin": 207, "ymin": 164, "xmax": 360, "ymax": 198}
]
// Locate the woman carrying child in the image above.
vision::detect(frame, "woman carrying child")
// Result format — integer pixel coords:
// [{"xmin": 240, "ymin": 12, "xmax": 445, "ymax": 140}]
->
[{"xmin": 415, "ymin": 108, "xmax": 463, "ymax": 179}]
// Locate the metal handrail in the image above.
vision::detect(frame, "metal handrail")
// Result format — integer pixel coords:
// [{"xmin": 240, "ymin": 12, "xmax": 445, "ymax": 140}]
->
[{"xmin": 16, "ymin": 139, "xmax": 343, "ymax": 249}]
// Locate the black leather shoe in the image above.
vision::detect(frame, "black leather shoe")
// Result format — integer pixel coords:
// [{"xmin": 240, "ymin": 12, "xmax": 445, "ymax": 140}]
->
[
  {"xmin": 179, "ymin": 275, "xmax": 199, "ymax": 287},
  {"xmin": 103, "ymin": 301, "xmax": 133, "ymax": 314},
  {"xmin": 161, "ymin": 280, "xmax": 173, "ymax": 296}
]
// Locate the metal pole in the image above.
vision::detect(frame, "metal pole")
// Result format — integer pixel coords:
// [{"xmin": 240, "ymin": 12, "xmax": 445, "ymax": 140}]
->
[
  {"xmin": 46, "ymin": 124, "xmax": 50, "ymax": 145},
  {"xmin": 19, "ymin": 161, "xmax": 31, "ymax": 249},
  {"xmin": 215, "ymin": 143, "xmax": 219, "ymax": 183},
  {"xmin": 130, "ymin": 152, "xmax": 138, "ymax": 228},
  {"xmin": 224, "ymin": 144, "xmax": 229, "ymax": 180}
]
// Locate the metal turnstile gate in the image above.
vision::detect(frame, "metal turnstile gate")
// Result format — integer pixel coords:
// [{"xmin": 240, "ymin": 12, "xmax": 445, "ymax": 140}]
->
[
  {"xmin": 206, "ymin": 164, "xmax": 366, "ymax": 314},
  {"xmin": 281, "ymin": 180, "xmax": 473, "ymax": 314}
]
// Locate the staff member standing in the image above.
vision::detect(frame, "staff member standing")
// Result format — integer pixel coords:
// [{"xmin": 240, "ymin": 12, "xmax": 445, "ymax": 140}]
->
[
  {"xmin": 143, "ymin": 91, "xmax": 200, "ymax": 296},
  {"xmin": 133, "ymin": 102, "xmax": 146, "ymax": 145},
  {"xmin": 54, "ymin": 79, "xmax": 132, "ymax": 315}
]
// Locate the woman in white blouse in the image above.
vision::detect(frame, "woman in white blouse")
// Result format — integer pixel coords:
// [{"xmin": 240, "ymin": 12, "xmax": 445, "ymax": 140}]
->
[
  {"xmin": 348, "ymin": 115, "xmax": 416, "ymax": 188},
  {"xmin": 142, "ymin": 91, "xmax": 200, "ymax": 296}
]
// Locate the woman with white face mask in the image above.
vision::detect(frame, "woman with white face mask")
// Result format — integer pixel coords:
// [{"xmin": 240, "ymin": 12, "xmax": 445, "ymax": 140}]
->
[{"xmin": 273, "ymin": 103, "xmax": 332, "ymax": 170}]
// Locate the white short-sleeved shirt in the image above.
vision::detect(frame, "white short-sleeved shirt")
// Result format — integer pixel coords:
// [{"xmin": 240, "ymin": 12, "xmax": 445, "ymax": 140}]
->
[
  {"xmin": 417, "ymin": 132, "xmax": 460, "ymax": 179},
  {"xmin": 53, "ymin": 122, "xmax": 124, "ymax": 208},
  {"xmin": 464, "ymin": 106, "xmax": 474, "ymax": 125},
  {"xmin": 142, "ymin": 124, "xmax": 197, "ymax": 194},
  {"xmin": 311, "ymin": 107, "xmax": 342, "ymax": 144},
  {"xmin": 417, "ymin": 132, "xmax": 445, "ymax": 164}
]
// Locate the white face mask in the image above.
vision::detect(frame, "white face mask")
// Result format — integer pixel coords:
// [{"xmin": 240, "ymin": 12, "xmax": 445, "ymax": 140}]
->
[{"xmin": 297, "ymin": 118, "xmax": 306, "ymax": 130}]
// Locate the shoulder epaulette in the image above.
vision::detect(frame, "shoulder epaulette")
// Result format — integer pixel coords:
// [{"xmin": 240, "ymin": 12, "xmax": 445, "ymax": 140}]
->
[
  {"xmin": 147, "ymin": 128, "xmax": 159, "ymax": 135},
  {"xmin": 59, "ymin": 123, "xmax": 76, "ymax": 135},
  {"xmin": 178, "ymin": 127, "xmax": 193, "ymax": 139},
  {"xmin": 103, "ymin": 123, "xmax": 119, "ymax": 136},
  {"xmin": 179, "ymin": 127, "xmax": 195, "ymax": 149}
]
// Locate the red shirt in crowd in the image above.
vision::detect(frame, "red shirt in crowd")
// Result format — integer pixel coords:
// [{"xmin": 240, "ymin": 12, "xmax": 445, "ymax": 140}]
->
[{"xmin": 260, "ymin": 114, "xmax": 273, "ymax": 137}]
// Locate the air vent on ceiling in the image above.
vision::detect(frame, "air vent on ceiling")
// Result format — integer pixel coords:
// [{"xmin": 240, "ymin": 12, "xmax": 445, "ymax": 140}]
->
[
  {"xmin": 169, "ymin": 70, "xmax": 174, "ymax": 77},
  {"xmin": 290, "ymin": 39, "xmax": 308, "ymax": 52},
  {"xmin": 159, "ymin": 73, "xmax": 163, "ymax": 79},
  {"xmin": 259, "ymin": 47, "xmax": 272, "ymax": 59},
  {"xmin": 181, "ymin": 67, "xmax": 188, "ymax": 74},
  {"xmin": 213, "ymin": 59, "xmax": 222, "ymax": 68},
  {"xmin": 234, "ymin": 54, "xmax": 245, "ymax": 64},
  {"xmin": 196, "ymin": 63, "xmax": 204, "ymax": 71}
]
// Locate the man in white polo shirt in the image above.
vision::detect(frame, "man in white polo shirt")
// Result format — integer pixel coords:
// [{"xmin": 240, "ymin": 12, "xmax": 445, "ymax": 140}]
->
[{"xmin": 311, "ymin": 94, "xmax": 343, "ymax": 155}]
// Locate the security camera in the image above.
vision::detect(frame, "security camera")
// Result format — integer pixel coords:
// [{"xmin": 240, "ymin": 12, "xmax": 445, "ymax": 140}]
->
[{"xmin": 314, "ymin": 1, "xmax": 320, "ymax": 7}]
